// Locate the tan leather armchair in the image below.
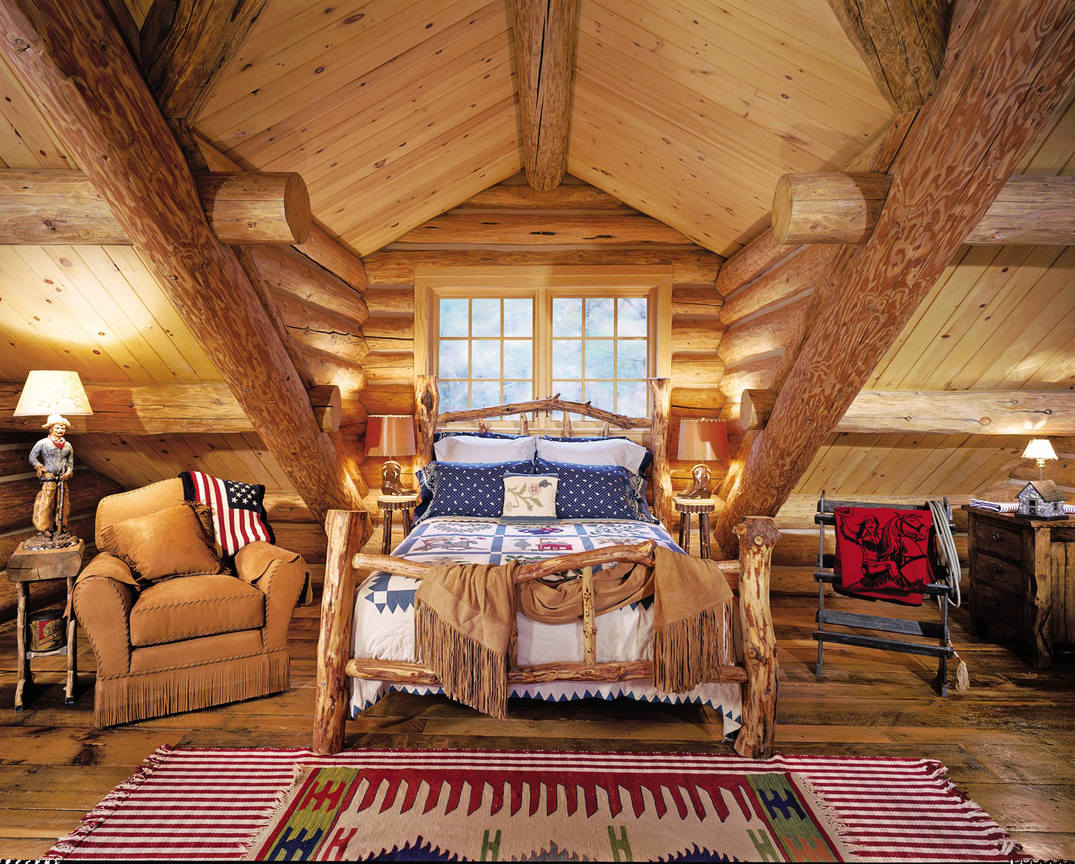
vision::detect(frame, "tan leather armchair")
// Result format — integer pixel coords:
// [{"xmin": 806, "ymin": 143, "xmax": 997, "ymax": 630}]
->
[{"xmin": 73, "ymin": 478, "xmax": 310, "ymax": 726}]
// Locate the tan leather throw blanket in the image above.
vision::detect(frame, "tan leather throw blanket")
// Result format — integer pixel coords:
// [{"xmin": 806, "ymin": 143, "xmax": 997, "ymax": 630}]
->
[{"xmin": 414, "ymin": 546, "xmax": 734, "ymax": 718}]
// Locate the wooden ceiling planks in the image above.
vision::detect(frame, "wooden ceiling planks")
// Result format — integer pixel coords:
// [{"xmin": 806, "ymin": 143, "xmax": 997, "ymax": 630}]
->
[{"xmin": 569, "ymin": 0, "xmax": 893, "ymax": 256}]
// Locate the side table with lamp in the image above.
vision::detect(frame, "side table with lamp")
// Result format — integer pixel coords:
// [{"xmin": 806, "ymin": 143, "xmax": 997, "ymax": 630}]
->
[
  {"xmin": 674, "ymin": 418, "xmax": 728, "ymax": 559},
  {"xmin": 367, "ymin": 415, "xmax": 419, "ymax": 554},
  {"xmin": 8, "ymin": 369, "xmax": 93, "ymax": 709}
]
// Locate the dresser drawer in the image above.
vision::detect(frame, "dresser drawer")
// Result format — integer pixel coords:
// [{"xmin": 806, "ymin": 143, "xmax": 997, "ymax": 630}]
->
[
  {"xmin": 970, "ymin": 576, "xmax": 1025, "ymax": 642},
  {"xmin": 974, "ymin": 519, "xmax": 1025, "ymax": 565},
  {"xmin": 974, "ymin": 550, "xmax": 1026, "ymax": 596}
]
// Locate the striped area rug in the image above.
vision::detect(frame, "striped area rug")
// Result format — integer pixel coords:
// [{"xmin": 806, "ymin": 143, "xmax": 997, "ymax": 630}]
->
[{"xmin": 48, "ymin": 747, "xmax": 1023, "ymax": 862}]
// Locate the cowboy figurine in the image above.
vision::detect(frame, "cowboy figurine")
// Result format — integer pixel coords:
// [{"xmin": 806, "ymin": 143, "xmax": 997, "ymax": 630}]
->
[{"xmin": 27, "ymin": 414, "xmax": 76, "ymax": 548}]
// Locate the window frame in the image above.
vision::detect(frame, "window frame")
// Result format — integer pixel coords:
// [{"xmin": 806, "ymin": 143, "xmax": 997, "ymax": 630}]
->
[{"xmin": 415, "ymin": 270, "xmax": 672, "ymax": 431}]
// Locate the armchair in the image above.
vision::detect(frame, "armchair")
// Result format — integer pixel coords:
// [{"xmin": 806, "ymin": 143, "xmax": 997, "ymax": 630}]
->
[{"xmin": 73, "ymin": 478, "xmax": 309, "ymax": 726}]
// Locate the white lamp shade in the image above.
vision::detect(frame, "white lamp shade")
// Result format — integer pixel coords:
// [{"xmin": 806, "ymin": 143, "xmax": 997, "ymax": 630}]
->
[
  {"xmin": 366, "ymin": 415, "xmax": 416, "ymax": 458},
  {"xmin": 1022, "ymin": 438, "xmax": 1058, "ymax": 461},
  {"xmin": 13, "ymin": 370, "xmax": 92, "ymax": 417},
  {"xmin": 677, "ymin": 418, "xmax": 729, "ymax": 461}
]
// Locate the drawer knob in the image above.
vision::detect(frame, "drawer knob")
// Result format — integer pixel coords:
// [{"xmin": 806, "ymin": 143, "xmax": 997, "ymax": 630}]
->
[
  {"xmin": 990, "ymin": 531, "xmax": 1002, "ymax": 542},
  {"xmin": 990, "ymin": 563, "xmax": 1002, "ymax": 576}
]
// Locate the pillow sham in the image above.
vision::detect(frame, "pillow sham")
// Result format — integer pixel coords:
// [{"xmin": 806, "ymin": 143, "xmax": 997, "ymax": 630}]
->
[
  {"xmin": 533, "ymin": 457, "xmax": 644, "ymax": 521},
  {"xmin": 502, "ymin": 473, "xmax": 558, "ymax": 519},
  {"xmin": 99, "ymin": 501, "xmax": 224, "ymax": 587},
  {"xmin": 422, "ymin": 460, "xmax": 536, "ymax": 521},
  {"xmin": 434, "ymin": 434, "xmax": 537, "ymax": 463},
  {"xmin": 536, "ymin": 437, "xmax": 648, "ymax": 474}
]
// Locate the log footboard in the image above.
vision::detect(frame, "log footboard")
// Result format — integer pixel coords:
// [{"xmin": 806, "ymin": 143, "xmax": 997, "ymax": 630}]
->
[{"xmin": 313, "ymin": 511, "xmax": 779, "ymax": 757}]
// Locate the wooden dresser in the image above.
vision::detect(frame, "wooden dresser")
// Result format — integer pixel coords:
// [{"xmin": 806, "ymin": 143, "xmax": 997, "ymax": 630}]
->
[{"xmin": 966, "ymin": 508, "xmax": 1075, "ymax": 667}]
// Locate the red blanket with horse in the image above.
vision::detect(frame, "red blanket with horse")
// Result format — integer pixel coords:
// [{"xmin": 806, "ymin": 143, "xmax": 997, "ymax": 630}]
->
[{"xmin": 834, "ymin": 507, "xmax": 936, "ymax": 606}]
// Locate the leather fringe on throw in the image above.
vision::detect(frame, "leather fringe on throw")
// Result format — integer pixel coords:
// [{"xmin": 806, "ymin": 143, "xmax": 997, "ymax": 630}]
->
[
  {"xmin": 94, "ymin": 650, "xmax": 289, "ymax": 727},
  {"xmin": 652, "ymin": 601, "xmax": 733, "ymax": 694},
  {"xmin": 415, "ymin": 601, "xmax": 508, "ymax": 720}
]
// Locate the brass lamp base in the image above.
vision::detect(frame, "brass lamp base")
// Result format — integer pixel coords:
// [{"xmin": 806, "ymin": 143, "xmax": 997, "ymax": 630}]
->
[
  {"xmin": 681, "ymin": 463, "xmax": 713, "ymax": 499},
  {"xmin": 380, "ymin": 458, "xmax": 405, "ymax": 495}
]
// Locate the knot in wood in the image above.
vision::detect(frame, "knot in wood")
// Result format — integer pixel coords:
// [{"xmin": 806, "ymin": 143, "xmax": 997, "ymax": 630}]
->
[{"xmin": 13, "ymin": 38, "xmax": 30, "ymax": 53}]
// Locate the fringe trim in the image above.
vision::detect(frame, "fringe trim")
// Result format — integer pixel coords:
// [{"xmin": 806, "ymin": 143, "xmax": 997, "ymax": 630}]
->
[
  {"xmin": 415, "ymin": 601, "xmax": 508, "ymax": 719},
  {"xmin": 48, "ymin": 744, "xmax": 174, "ymax": 859},
  {"xmin": 652, "ymin": 600, "xmax": 732, "ymax": 693},
  {"xmin": 94, "ymin": 650, "xmax": 289, "ymax": 727}
]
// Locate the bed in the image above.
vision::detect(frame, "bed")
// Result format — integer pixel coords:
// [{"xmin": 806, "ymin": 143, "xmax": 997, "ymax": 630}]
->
[{"xmin": 313, "ymin": 377, "xmax": 780, "ymax": 758}]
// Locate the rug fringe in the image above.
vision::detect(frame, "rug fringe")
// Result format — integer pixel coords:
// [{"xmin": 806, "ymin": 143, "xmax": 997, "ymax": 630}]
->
[{"xmin": 48, "ymin": 744, "xmax": 174, "ymax": 859}]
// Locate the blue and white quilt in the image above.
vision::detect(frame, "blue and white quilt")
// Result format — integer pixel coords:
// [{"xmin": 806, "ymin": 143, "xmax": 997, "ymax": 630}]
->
[{"xmin": 350, "ymin": 517, "xmax": 743, "ymax": 736}]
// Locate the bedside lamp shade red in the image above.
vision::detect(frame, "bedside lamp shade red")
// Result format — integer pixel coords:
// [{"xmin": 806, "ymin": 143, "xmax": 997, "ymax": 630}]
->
[
  {"xmin": 676, "ymin": 419, "xmax": 728, "ymax": 499},
  {"xmin": 367, "ymin": 416, "xmax": 416, "ymax": 495}
]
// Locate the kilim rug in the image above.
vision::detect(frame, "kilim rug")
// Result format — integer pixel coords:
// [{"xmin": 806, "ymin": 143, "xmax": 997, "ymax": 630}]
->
[{"xmin": 48, "ymin": 747, "xmax": 1024, "ymax": 862}]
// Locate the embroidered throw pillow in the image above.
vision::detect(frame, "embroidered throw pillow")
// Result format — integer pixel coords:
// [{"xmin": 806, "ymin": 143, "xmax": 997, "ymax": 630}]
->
[
  {"xmin": 502, "ymin": 473, "xmax": 558, "ymax": 519},
  {"xmin": 423, "ymin": 460, "xmax": 535, "ymax": 520}
]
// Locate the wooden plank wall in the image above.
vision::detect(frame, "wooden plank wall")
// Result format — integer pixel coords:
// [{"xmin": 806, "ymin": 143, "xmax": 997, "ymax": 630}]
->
[{"xmin": 361, "ymin": 173, "xmax": 725, "ymax": 512}]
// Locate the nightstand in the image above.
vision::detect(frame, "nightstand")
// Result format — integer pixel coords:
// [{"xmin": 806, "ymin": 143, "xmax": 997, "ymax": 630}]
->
[
  {"xmin": 378, "ymin": 494, "xmax": 419, "ymax": 554},
  {"xmin": 674, "ymin": 497, "xmax": 719, "ymax": 559},
  {"xmin": 6, "ymin": 539, "xmax": 84, "ymax": 710}
]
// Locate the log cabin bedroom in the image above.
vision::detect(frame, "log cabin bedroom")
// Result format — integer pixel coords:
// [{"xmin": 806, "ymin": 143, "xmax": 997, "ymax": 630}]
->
[{"xmin": 0, "ymin": 0, "xmax": 1071, "ymax": 860}]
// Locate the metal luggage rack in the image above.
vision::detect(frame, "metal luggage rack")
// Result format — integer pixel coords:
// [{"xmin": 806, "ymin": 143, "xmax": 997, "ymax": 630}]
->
[{"xmin": 813, "ymin": 491, "xmax": 958, "ymax": 696}]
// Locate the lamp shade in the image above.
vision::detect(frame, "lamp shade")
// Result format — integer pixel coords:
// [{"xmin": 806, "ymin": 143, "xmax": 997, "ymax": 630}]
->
[
  {"xmin": 677, "ymin": 418, "xmax": 728, "ymax": 462},
  {"xmin": 1022, "ymin": 438, "xmax": 1058, "ymax": 461},
  {"xmin": 13, "ymin": 370, "xmax": 92, "ymax": 417},
  {"xmin": 366, "ymin": 415, "xmax": 416, "ymax": 458}
]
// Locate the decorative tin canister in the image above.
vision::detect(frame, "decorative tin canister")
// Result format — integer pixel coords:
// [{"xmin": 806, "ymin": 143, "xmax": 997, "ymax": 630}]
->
[{"xmin": 28, "ymin": 608, "xmax": 65, "ymax": 652}]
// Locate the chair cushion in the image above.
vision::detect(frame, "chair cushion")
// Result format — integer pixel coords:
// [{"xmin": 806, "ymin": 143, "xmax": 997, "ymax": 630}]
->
[
  {"xmin": 99, "ymin": 502, "xmax": 222, "ymax": 586},
  {"xmin": 129, "ymin": 574, "xmax": 264, "ymax": 647}
]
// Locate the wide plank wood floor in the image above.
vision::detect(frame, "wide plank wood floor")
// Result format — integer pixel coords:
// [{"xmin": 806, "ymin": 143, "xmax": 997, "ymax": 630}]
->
[{"xmin": 0, "ymin": 554, "xmax": 1071, "ymax": 859}]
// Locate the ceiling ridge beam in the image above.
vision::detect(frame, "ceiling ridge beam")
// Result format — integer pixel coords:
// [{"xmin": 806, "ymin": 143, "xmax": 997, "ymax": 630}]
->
[{"xmin": 714, "ymin": 0, "xmax": 1075, "ymax": 552}]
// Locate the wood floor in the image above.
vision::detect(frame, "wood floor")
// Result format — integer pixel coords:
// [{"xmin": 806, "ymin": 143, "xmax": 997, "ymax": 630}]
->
[{"xmin": 0, "ymin": 546, "xmax": 1072, "ymax": 860}]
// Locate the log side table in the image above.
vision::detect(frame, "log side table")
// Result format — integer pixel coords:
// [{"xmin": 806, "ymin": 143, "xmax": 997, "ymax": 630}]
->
[
  {"xmin": 674, "ymin": 497, "xmax": 719, "ymax": 559},
  {"xmin": 6, "ymin": 539, "xmax": 84, "ymax": 711},
  {"xmin": 378, "ymin": 494, "xmax": 419, "ymax": 554}
]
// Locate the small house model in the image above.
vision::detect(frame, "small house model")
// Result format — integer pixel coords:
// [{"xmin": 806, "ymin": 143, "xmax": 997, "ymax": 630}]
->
[{"xmin": 1016, "ymin": 480, "xmax": 1067, "ymax": 519}]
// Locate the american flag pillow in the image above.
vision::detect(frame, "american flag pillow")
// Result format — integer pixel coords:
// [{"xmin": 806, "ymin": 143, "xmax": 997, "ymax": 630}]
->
[{"xmin": 179, "ymin": 470, "xmax": 275, "ymax": 559}]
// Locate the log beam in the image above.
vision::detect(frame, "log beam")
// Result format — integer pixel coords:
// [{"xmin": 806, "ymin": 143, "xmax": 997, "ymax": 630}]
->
[
  {"xmin": 140, "ymin": 0, "xmax": 268, "ymax": 122},
  {"xmin": 772, "ymin": 173, "xmax": 1075, "ymax": 246},
  {"xmin": 740, "ymin": 389, "xmax": 778, "ymax": 431},
  {"xmin": 827, "ymin": 0, "xmax": 948, "ymax": 111},
  {"xmin": 0, "ymin": 168, "xmax": 311, "ymax": 244},
  {"xmin": 715, "ymin": 0, "xmax": 1075, "ymax": 553},
  {"xmin": 508, "ymin": 0, "xmax": 579, "ymax": 191},
  {"xmin": 0, "ymin": 0, "xmax": 364, "ymax": 523},
  {"xmin": 0, "ymin": 381, "xmax": 340, "ymax": 434}
]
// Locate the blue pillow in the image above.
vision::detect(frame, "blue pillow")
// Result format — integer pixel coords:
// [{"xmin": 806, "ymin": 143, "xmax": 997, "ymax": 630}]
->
[
  {"xmin": 534, "ymin": 458, "xmax": 653, "ymax": 521},
  {"xmin": 421, "ymin": 460, "xmax": 535, "ymax": 521}
]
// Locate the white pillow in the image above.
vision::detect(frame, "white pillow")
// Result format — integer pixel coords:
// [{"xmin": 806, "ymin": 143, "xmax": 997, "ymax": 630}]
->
[
  {"xmin": 502, "ymin": 474, "xmax": 558, "ymax": 518},
  {"xmin": 433, "ymin": 434, "xmax": 537, "ymax": 463},
  {"xmin": 536, "ymin": 438, "xmax": 648, "ymax": 473}
]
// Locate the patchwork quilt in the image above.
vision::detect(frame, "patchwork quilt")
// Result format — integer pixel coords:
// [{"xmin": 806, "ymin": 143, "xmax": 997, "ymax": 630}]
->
[{"xmin": 350, "ymin": 517, "xmax": 743, "ymax": 735}]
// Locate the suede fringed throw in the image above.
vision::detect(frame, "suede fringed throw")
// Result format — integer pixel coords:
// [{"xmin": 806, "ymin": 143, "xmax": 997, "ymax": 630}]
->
[{"xmin": 414, "ymin": 547, "xmax": 734, "ymax": 718}]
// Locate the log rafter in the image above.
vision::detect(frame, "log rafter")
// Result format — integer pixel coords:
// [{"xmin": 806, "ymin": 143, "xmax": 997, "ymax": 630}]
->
[
  {"xmin": 714, "ymin": 0, "xmax": 1075, "ymax": 552},
  {"xmin": 0, "ymin": 0, "xmax": 364, "ymax": 523}
]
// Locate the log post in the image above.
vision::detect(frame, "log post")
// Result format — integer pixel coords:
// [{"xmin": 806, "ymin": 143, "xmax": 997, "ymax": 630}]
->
[
  {"xmin": 414, "ymin": 375, "xmax": 439, "ymax": 471},
  {"xmin": 740, "ymin": 389, "xmax": 778, "ymax": 431},
  {"xmin": 649, "ymin": 378, "xmax": 673, "ymax": 528},
  {"xmin": 734, "ymin": 516, "xmax": 780, "ymax": 759},
  {"xmin": 0, "ymin": 0, "xmax": 363, "ymax": 524},
  {"xmin": 313, "ymin": 509, "xmax": 365, "ymax": 755},
  {"xmin": 508, "ymin": 0, "xmax": 580, "ymax": 190},
  {"xmin": 0, "ymin": 168, "xmax": 311, "ymax": 244}
]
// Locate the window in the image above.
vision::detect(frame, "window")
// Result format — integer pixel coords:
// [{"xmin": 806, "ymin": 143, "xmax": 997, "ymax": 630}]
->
[{"xmin": 426, "ymin": 284, "xmax": 663, "ymax": 421}]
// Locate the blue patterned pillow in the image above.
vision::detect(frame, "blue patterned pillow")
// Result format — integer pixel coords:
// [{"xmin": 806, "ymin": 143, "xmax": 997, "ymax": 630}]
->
[
  {"xmin": 534, "ymin": 458, "xmax": 654, "ymax": 521},
  {"xmin": 421, "ymin": 460, "xmax": 535, "ymax": 521}
]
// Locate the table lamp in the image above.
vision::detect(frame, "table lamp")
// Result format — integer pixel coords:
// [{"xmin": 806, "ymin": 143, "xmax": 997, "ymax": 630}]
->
[
  {"xmin": 366, "ymin": 415, "xmax": 416, "ymax": 495},
  {"xmin": 677, "ymin": 418, "xmax": 728, "ymax": 498},
  {"xmin": 1022, "ymin": 438, "xmax": 1058, "ymax": 481},
  {"xmin": 13, "ymin": 370, "xmax": 93, "ymax": 550}
]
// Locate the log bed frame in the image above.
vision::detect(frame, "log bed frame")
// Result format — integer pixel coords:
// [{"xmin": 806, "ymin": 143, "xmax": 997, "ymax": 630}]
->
[{"xmin": 313, "ymin": 377, "xmax": 781, "ymax": 758}]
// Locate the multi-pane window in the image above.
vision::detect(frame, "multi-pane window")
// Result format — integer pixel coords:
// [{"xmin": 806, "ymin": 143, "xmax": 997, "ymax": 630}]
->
[
  {"xmin": 432, "ymin": 289, "xmax": 655, "ymax": 419},
  {"xmin": 437, "ymin": 297, "xmax": 534, "ymax": 412},
  {"xmin": 551, "ymin": 296, "xmax": 649, "ymax": 418}
]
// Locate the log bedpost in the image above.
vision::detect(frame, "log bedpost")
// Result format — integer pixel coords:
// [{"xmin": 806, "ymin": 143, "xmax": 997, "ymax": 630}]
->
[
  {"xmin": 414, "ymin": 375, "xmax": 439, "ymax": 472},
  {"xmin": 734, "ymin": 516, "xmax": 780, "ymax": 759},
  {"xmin": 313, "ymin": 509, "xmax": 366, "ymax": 755},
  {"xmin": 649, "ymin": 378, "xmax": 673, "ymax": 528}
]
